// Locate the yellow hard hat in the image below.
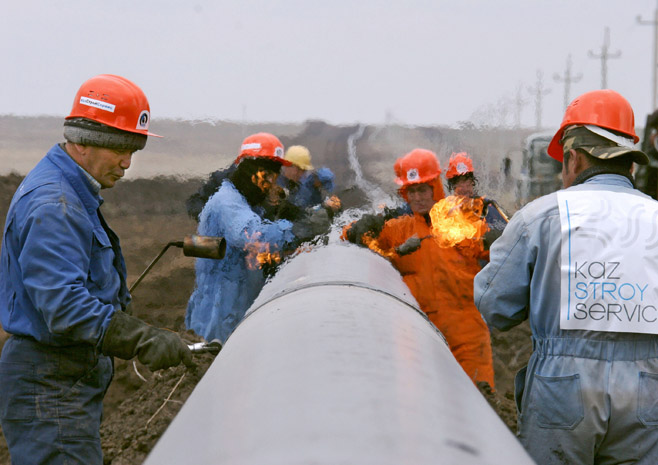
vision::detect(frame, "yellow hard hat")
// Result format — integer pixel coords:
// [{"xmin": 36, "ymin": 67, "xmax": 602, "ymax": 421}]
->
[{"xmin": 284, "ymin": 145, "xmax": 314, "ymax": 170}]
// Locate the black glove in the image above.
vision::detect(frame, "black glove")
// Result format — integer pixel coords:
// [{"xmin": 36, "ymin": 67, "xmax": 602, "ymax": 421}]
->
[
  {"xmin": 101, "ymin": 311, "xmax": 195, "ymax": 371},
  {"xmin": 345, "ymin": 214, "xmax": 387, "ymax": 245},
  {"xmin": 292, "ymin": 207, "xmax": 332, "ymax": 243},
  {"xmin": 275, "ymin": 200, "xmax": 304, "ymax": 222},
  {"xmin": 395, "ymin": 235, "xmax": 423, "ymax": 256}
]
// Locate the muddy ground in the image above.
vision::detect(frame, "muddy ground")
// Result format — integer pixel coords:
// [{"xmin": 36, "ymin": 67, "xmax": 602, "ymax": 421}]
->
[{"xmin": 0, "ymin": 174, "xmax": 532, "ymax": 464}]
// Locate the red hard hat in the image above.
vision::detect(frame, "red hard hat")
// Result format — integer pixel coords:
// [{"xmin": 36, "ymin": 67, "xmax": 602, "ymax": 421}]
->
[
  {"xmin": 66, "ymin": 74, "xmax": 161, "ymax": 137},
  {"xmin": 234, "ymin": 133, "xmax": 291, "ymax": 166},
  {"xmin": 547, "ymin": 89, "xmax": 638, "ymax": 161},
  {"xmin": 445, "ymin": 152, "xmax": 474, "ymax": 179},
  {"xmin": 395, "ymin": 149, "xmax": 445, "ymax": 202},
  {"xmin": 394, "ymin": 149, "xmax": 441, "ymax": 186}
]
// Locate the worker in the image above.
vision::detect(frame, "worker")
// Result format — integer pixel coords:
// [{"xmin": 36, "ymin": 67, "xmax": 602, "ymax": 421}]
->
[
  {"xmin": 445, "ymin": 152, "xmax": 508, "ymax": 255},
  {"xmin": 368, "ymin": 148, "xmax": 495, "ymax": 388},
  {"xmin": 278, "ymin": 145, "xmax": 340, "ymax": 212},
  {"xmin": 0, "ymin": 74, "xmax": 193, "ymax": 464},
  {"xmin": 185, "ymin": 133, "xmax": 297, "ymax": 343},
  {"xmin": 446, "ymin": 152, "xmax": 477, "ymax": 195},
  {"xmin": 474, "ymin": 89, "xmax": 658, "ymax": 463}
]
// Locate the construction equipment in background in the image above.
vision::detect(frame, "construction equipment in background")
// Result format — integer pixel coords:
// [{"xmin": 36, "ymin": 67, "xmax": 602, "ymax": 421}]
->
[
  {"xmin": 517, "ymin": 131, "xmax": 563, "ymax": 205},
  {"xmin": 144, "ymin": 244, "xmax": 534, "ymax": 465}
]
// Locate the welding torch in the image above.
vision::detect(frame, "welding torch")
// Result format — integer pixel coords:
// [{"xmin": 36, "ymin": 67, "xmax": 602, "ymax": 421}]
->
[
  {"xmin": 129, "ymin": 234, "xmax": 227, "ymax": 293},
  {"xmin": 482, "ymin": 198, "xmax": 510, "ymax": 224},
  {"xmin": 395, "ymin": 235, "xmax": 432, "ymax": 256},
  {"xmin": 126, "ymin": 235, "xmax": 227, "ymax": 369}
]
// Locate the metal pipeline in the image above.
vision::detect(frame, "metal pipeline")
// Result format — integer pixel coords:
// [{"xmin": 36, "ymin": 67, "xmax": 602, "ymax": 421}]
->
[{"xmin": 145, "ymin": 244, "xmax": 534, "ymax": 465}]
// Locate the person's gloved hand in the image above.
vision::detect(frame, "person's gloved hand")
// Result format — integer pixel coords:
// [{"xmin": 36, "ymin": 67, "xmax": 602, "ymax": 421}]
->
[
  {"xmin": 275, "ymin": 200, "xmax": 303, "ymax": 221},
  {"xmin": 292, "ymin": 207, "xmax": 332, "ymax": 242},
  {"xmin": 323, "ymin": 195, "xmax": 342, "ymax": 212},
  {"xmin": 345, "ymin": 214, "xmax": 386, "ymax": 245},
  {"xmin": 101, "ymin": 311, "xmax": 195, "ymax": 371},
  {"xmin": 395, "ymin": 235, "xmax": 423, "ymax": 256}
]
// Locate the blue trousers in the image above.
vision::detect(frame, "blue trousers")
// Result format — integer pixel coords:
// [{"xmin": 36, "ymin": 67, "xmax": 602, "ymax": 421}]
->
[
  {"xmin": 517, "ymin": 337, "xmax": 658, "ymax": 464},
  {"xmin": 0, "ymin": 336, "xmax": 113, "ymax": 465}
]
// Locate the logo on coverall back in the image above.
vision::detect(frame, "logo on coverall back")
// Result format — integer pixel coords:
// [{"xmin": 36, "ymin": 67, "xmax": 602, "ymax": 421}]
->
[{"xmin": 558, "ymin": 190, "xmax": 658, "ymax": 334}]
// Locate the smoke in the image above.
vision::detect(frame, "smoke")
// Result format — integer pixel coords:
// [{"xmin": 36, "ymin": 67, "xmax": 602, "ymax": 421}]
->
[
  {"xmin": 346, "ymin": 125, "xmax": 398, "ymax": 210},
  {"xmin": 326, "ymin": 125, "xmax": 404, "ymax": 244}
]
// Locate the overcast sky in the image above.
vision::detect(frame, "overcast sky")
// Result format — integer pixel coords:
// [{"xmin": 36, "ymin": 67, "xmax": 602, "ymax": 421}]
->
[{"xmin": 2, "ymin": 0, "xmax": 658, "ymax": 130}]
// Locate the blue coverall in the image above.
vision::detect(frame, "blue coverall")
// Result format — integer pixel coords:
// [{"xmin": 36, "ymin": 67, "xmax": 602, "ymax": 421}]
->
[
  {"xmin": 0, "ymin": 144, "xmax": 128, "ymax": 464},
  {"xmin": 185, "ymin": 180, "xmax": 294, "ymax": 343},
  {"xmin": 474, "ymin": 174, "xmax": 658, "ymax": 464},
  {"xmin": 280, "ymin": 167, "xmax": 335, "ymax": 209}
]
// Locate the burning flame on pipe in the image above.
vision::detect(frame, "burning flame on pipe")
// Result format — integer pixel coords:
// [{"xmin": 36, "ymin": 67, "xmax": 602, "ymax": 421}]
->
[
  {"xmin": 362, "ymin": 232, "xmax": 396, "ymax": 258},
  {"xmin": 244, "ymin": 231, "xmax": 282, "ymax": 270},
  {"xmin": 429, "ymin": 196, "xmax": 489, "ymax": 248}
]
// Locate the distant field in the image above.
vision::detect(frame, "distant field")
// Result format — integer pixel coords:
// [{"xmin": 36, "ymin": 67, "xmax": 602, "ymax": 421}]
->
[
  {"xmin": 1, "ymin": 115, "xmax": 536, "ymax": 213},
  {"xmin": 0, "ymin": 115, "xmax": 304, "ymax": 178}
]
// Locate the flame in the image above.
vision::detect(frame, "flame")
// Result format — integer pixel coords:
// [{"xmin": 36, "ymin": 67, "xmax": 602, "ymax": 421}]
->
[
  {"xmin": 429, "ymin": 195, "xmax": 489, "ymax": 248},
  {"xmin": 362, "ymin": 231, "xmax": 396, "ymax": 258},
  {"xmin": 243, "ymin": 231, "xmax": 281, "ymax": 270},
  {"xmin": 252, "ymin": 170, "xmax": 273, "ymax": 193}
]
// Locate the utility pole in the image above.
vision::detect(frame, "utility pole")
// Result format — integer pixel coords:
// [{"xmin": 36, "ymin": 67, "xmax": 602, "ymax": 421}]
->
[
  {"xmin": 588, "ymin": 27, "xmax": 621, "ymax": 89},
  {"xmin": 637, "ymin": 0, "xmax": 658, "ymax": 110},
  {"xmin": 553, "ymin": 54, "xmax": 583, "ymax": 111},
  {"xmin": 384, "ymin": 109, "xmax": 394, "ymax": 126},
  {"xmin": 241, "ymin": 104, "xmax": 247, "ymax": 138},
  {"xmin": 527, "ymin": 70, "xmax": 551, "ymax": 130},
  {"xmin": 513, "ymin": 82, "xmax": 527, "ymax": 128}
]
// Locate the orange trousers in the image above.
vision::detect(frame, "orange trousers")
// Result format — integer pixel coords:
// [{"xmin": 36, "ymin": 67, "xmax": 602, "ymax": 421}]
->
[{"xmin": 426, "ymin": 307, "xmax": 495, "ymax": 389}]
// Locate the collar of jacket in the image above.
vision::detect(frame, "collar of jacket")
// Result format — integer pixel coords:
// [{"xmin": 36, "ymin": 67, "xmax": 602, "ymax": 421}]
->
[
  {"xmin": 412, "ymin": 212, "xmax": 432, "ymax": 226},
  {"xmin": 572, "ymin": 166, "xmax": 635, "ymax": 188},
  {"xmin": 46, "ymin": 144, "xmax": 104, "ymax": 217}
]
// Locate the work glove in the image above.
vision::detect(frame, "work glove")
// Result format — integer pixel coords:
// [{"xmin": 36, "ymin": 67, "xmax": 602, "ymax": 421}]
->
[
  {"xmin": 101, "ymin": 311, "xmax": 195, "ymax": 371},
  {"xmin": 345, "ymin": 214, "xmax": 386, "ymax": 245},
  {"xmin": 292, "ymin": 207, "xmax": 332, "ymax": 243},
  {"xmin": 323, "ymin": 195, "xmax": 342, "ymax": 212},
  {"xmin": 275, "ymin": 200, "xmax": 304, "ymax": 222},
  {"xmin": 395, "ymin": 235, "xmax": 423, "ymax": 256}
]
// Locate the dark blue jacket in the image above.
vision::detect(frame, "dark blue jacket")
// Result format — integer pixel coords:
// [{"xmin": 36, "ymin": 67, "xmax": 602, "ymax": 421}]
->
[{"xmin": 0, "ymin": 144, "xmax": 129, "ymax": 346}]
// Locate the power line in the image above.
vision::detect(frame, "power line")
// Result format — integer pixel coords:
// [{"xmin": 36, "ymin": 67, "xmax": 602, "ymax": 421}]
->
[
  {"xmin": 513, "ymin": 82, "xmax": 528, "ymax": 129},
  {"xmin": 553, "ymin": 54, "xmax": 583, "ymax": 111},
  {"xmin": 588, "ymin": 26, "xmax": 621, "ymax": 89},
  {"xmin": 527, "ymin": 70, "xmax": 551, "ymax": 130},
  {"xmin": 637, "ymin": 0, "xmax": 658, "ymax": 110}
]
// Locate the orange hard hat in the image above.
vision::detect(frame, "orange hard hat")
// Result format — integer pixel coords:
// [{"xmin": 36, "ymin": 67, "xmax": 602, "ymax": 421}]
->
[
  {"xmin": 394, "ymin": 149, "xmax": 441, "ymax": 186},
  {"xmin": 234, "ymin": 133, "xmax": 291, "ymax": 166},
  {"xmin": 446, "ymin": 152, "xmax": 474, "ymax": 179},
  {"xmin": 66, "ymin": 74, "xmax": 160, "ymax": 137},
  {"xmin": 547, "ymin": 89, "xmax": 638, "ymax": 161}
]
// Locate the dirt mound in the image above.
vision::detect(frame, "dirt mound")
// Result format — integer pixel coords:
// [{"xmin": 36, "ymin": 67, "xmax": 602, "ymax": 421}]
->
[{"xmin": 0, "ymin": 174, "xmax": 533, "ymax": 464}]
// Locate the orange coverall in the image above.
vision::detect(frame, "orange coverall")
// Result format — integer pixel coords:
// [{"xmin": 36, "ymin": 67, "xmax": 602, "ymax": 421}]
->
[{"xmin": 375, "ymin": 212, "xmax": 495, "ymax": 388}]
